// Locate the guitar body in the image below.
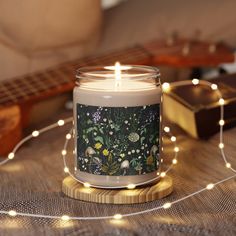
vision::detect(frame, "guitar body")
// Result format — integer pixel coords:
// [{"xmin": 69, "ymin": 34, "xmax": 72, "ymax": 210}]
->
[{"xmin": 0, "ymin": 105, "xmax": 22, "ymax": 156}]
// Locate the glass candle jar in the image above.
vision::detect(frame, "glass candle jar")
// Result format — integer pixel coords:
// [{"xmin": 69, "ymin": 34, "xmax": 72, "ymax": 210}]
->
[{"xmin": 73, "ymin": 64, "xmax": 162, "ymax": 188}]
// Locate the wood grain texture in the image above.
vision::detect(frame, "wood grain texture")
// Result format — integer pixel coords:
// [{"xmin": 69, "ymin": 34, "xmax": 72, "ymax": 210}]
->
[
  {"xmin": 0, "ymin": 105, "xmax": 22, "ymax": 155},
  {"xmin": 62, "ymin": 175, "xmax": 173, "ymax": 204}
]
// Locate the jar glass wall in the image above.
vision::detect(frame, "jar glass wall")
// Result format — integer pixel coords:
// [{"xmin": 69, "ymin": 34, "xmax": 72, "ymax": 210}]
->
[{"xmin": 73, "ymin": 65, "xmax": 162, "ymax": 188}]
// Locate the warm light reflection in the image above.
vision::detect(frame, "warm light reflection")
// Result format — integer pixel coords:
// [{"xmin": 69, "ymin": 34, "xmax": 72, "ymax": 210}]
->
[
  {"xmin": 154, "ymin": 215, "xmax": 181, "ymax": 224},
  {"xmin": 125, "ymin": 189, "xmax": 139, "ymax": 197},
  {"xmin": 1, "ymin": 163, "xmax": 24, "ymax": 172},
  {"xmin": 109, "ymin": 218, "xmax": 127, "ymax": 226},
  {"xmin": 56, "ymin": 219, "xmax": 74, "ymax": 228},
  {"xmin": 61, "ymin": 215, "xmax": 70, "ymax": 221},
  {"xmin": 79, "ymin": 187, "xmax": 93, "ymax": 194},
  {"xmin": 127, "ymin": 184, "xmax": 136, "ymax": 189},
  {"xmin": 160, "ymin": 172, "xmax": 166, "ymax": 178},
  {"xmin": 0, "ymin": 219, "xmax": 24, "ymax": 229},
  {"xmin": 83, "ymin": 182, "xmax": 91, "ymax": 188}
]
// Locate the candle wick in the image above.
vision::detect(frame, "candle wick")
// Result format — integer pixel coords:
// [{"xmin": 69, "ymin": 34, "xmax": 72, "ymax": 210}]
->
[
  {"xmin": 115, "ymin": 62, "xmax": 121, "ymax": 90},
  {"xmin": 115, "ymin": 62, "xmax": 121, "ymax": 81}
]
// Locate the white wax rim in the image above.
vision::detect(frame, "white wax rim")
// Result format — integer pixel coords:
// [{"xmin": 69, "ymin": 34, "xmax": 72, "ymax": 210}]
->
[
  {"xmin": 79, "ymin": 80, "xmax": 157, "ymax": 91},
  {"xmin": 74, "ymin": 80, "xmax": 161, "ymax": 107}
]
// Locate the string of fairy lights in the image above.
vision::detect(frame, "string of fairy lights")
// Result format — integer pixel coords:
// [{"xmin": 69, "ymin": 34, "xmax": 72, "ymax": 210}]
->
[{"xmin": 0, "ymin": 79, "xmax": 235, "ymax": 221}]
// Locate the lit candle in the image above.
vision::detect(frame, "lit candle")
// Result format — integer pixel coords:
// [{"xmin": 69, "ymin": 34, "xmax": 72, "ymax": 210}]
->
[{"xmin": 73, "ymin": 63, "xmax": 162, "ymax": 188}]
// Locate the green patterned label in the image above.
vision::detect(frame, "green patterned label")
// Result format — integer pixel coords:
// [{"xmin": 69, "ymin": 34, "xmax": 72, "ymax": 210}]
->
[{"xmin": 76, "ymin": 104, "xmax": 160, "ymax": 176}]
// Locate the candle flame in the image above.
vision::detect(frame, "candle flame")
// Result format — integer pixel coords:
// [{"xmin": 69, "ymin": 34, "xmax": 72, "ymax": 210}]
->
[
  {"xmin": 104, "ymin": 62, "xmax": 132, "ymax": 89},
  {"xmin": 115, "ymin": 62, "xmax": 121, "ymax": 81}
]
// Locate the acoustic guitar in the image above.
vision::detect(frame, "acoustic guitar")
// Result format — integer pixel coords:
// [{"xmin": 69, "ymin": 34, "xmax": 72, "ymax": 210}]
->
[{"xmin": 0, "ymin": 38, "xmax": 234, "ymax": 156}]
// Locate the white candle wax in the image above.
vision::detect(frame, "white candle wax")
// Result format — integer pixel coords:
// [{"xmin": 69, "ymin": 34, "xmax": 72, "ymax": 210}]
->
[{"xmin": 74, "ymin": 79, "xmax": 161, "ymax": 107}]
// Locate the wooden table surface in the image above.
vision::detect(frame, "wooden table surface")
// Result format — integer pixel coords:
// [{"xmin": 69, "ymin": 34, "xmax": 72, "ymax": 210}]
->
[{"xmin": 0, "ymin": 109, "xmax": 235, "ymax": 236}]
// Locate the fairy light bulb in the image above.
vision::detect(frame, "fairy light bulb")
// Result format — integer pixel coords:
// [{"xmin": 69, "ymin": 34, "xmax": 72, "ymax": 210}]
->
[
  {"xmin": 127, "ymin": 184, "xmax": 136, "ymax": 189},
  {"xmin": 8, "ymin": 210, "xmax": 17, "ymax": 216},
  {"xmin": 192, "ymin": 78, "xmax": 199, "ymax": 85},
  {"xmin": 58, "ymin": 120, "xmax": 65, "ymax": 126},
  {"xmin": 8, "ymin": 152, "xmax": 15, "ymax": 160},
  {"xmin": 164, "ymin": 126, "xmax": 170, "ymax": 133},
  {"xmin": 172, "ymin": 159, "xmax": 177, "ymax": 164},
  {"xmin": 113, "ymin": 214, "xmax": 122, "ymax": 220},
  {"xmin": 66, "ymin": 134, "xmax": 72, "ymax": 140},
  {"xmin": 226, "ymin": 163, "xmax": 231, "ymax": 168},
  {"xmin": 83, "ymin": 182, "xmax": 91, "ymax": 188},
  {"xmin": 32, "ymin": 130, "xmax": 39, "ymax": 137},
  {"xmin": 211, "ymin": 84, "xmax": 218, "ymax": 90},
  {"xmin": 162, "ymin": 82, "xmax": 170, "ymax": 92},
  {"xmin": 219, "ymin": 120, "xmax": 225, "ymax": 126},
  {"xmin": 163, "ymin": 202, "xmax": 172, "ymax": 209},
  {"xmin": 206, "ymin": 183, "xmax": 214, "ymax": 190},
  {"xmin": 219, "ymin": 143, "xmax": 224, "ymax": 149},
  {"xmin": 160, "ymin": 172, "xmax": 166, "ymax": 178},
  {"xmin": 219, "ymin": 98, "xmax": 225, "ymax": 105},
  {"xmin": 64, "ymin": 167, "xmax": 69, "ymax": 173},
  {"xmin": 61, "ymin": 215, "xmax": 70, "ymax": 221},
  {"xmin": 171, "ymin": 136, "xmax": 176, "ymax": 142},
  {"xmin": 61, "ymin": 150, "xmax": 67, "ymax": 155},
  {"xmin": 174, "ymin": 147, "xmax": 179, "ymax": 152}
]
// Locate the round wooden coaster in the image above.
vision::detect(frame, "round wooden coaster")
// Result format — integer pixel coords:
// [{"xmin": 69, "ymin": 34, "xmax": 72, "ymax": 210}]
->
[{"xmin": 62, "ymin": 176, "xmax": 173, "ymax": 204}]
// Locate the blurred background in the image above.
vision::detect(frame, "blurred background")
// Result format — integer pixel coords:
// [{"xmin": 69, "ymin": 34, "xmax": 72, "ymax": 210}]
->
[
  {"xmin": 1, "ymin": 0, "xmax": 236, "ymax": 81},
  {"xmin": 0, "ymin": 2, "xmax": 236, "ymax": 235}
]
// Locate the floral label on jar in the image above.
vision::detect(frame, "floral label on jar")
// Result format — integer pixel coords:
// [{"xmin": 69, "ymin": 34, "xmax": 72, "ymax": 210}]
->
[{"xmin": 76, "ymin": 103, "xmax": 160, "ymax": 176}]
